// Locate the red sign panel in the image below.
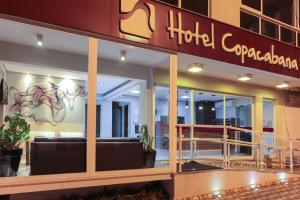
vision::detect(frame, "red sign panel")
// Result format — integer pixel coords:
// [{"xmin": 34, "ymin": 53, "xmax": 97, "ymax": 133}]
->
[{"xmin": 0, "ymin": 0, "xmax": 299, "ymax": 78}]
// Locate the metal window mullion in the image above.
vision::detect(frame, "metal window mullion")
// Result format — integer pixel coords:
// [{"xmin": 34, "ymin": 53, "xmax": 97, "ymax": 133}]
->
[
  {"xmin": 169, "ymin": 54, "xmax": 178, "ymax": 173},
  {"xmin": 87, "ymin": 38, "xmax": 98, "ymax": 175}
]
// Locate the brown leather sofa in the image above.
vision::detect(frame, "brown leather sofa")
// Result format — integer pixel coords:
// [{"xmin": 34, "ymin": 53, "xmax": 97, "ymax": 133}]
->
[{"xmin": 30, "ymin": 137, "xmax": 143, "ymax": 175}]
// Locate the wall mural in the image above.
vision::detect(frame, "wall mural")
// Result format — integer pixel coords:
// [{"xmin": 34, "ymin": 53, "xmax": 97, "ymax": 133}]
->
[{"xmin": 9, "ymin": 79, "xmax": 85, "ymax": 126}]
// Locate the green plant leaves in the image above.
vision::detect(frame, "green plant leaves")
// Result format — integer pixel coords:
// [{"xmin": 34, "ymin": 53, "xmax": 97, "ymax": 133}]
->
[
  {"xmin": 137, "ymin": 124, "xmax": 154, "ymax": 152},
  {"xmin": 0, "ymin": 112, "xmax": 30, "ymax": 150}
]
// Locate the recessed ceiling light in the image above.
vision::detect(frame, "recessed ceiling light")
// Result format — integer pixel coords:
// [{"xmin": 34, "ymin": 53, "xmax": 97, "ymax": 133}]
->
[
  {"xmin": 276, "ymin": 81, "xmax": 289, "ymax": 89},
  {"xmin": 36, "ymin": 33, "xmax": 43, "ymax": 47},
  {"xmin": 188, "ymin": 63, "xmax": 203, "ymax": 73},
  {"xmin": 181, "ymin": 95, "xmax": 189, "ymax": 99},
  {"xmin": 131, "ymin": 90, "xmax": 140, "ymax": 94},
  {"xmin": 238, "ymin": 73, "xmax": 252, "ymax": 81},
  {"xmin": 120, "ymin": 50, "xmax": 126, "ymax": 62}
]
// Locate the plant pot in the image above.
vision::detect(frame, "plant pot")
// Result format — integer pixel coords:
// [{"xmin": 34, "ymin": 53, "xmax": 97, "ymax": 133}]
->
[
  {"xmin": 0, "ymin": 148, "xmax": 23, "ymax": 177},
  {"xmin": 143, "ymin": 150, "xmax": 156, "ymax": 168}
]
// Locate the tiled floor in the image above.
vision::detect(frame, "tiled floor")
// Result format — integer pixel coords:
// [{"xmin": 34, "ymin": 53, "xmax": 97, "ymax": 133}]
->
[{"xmin": 203, "ymin": 179, "xmax": 300, "ymax": 200}]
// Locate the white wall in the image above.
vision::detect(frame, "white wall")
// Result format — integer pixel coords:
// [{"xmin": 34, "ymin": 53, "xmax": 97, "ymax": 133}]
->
[
  {"xmin": 5, "ymin": 72, "xmax": 86, "ymax": 135},
  {"xmin": 99, "ymin": 95, "xmax": 140, "ymax": 138}
]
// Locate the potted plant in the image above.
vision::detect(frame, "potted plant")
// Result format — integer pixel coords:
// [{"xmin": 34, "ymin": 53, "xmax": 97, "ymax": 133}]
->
[
  {"xmin": 137, "ymin": 124, "xmax": 156, "ymax": 168},
  {"xmin": 0, "ymin": 112, "xmax": 30, "ymax": 177}
]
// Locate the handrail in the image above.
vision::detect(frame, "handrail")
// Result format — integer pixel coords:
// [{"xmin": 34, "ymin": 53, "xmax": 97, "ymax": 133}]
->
[
  {"xmin": 176, "ymin": 124, "xmax": 294, "ymax": 141},
  {"xmin": 176, "ymin": 124, "xmax": 300, "ymax": 173}
]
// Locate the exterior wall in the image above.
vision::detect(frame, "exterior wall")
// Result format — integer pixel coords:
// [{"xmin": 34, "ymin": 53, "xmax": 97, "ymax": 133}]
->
[{"xmin": 210, "ymin": 0, "xmax": 241, "ymax": 26}]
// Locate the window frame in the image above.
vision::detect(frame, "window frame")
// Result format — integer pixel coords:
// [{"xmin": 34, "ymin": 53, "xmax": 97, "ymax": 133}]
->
[{"xmin": 241, "ymin": 0, "xmax": 299, "ymax": 47}]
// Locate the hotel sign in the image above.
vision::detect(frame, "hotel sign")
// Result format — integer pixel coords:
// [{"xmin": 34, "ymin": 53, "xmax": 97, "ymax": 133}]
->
[{"xmin": 0, "ymin": 0, "xmax": 299, "ymax": 77}]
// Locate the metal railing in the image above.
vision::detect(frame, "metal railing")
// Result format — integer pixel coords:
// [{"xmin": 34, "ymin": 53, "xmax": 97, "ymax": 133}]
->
[{"xmin": 177, "ymin": 124, "xmax": 299, "ymax": 173}]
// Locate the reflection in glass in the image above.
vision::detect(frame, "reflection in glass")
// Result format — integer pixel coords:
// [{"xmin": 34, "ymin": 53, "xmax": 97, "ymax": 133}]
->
[
  {"xmin": 263, "ymin": 0, "xmax": 293, "ymax": 25},
  {"xmin": 240, "ymin": 11, "xmax": 260, "ymax": 33},
  {"xmin": 280, "ymin": 27, "xmax": 296, "ymax": 46},
  {"xmin": 181, "ymin": 0, "xmax": 209, "ymax": 16},
  {"xmin": 261, "ymin": 19, "xmax": 279, "ymax": 40},
  {"xmin": 242, "ymin": 0, "xmax": 261, "ymax": 11}
]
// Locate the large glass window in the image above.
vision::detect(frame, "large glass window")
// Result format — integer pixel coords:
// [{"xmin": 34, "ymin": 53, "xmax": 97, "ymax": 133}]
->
[
  {"xmin": 225, "ymin": 95, "xmax": 252, "ymax": 128},
  {"xmin": 95, "ymin": 40, "xmax": 170, "ymax": 171},
  {"xmin": 176, "ymin": 88, "xmax": 253, "ymax": 159},
  {"xmin": 263, "ymin": 0, "xmax": 293, "ymax": 25},
  {"xmin": 0, "ymin": 19, "xmax": 88, "ymax": 177},
  {"xmin": 194, "ymin": 91, "xmax": 224, "ymax": 126},
  {"xmin": 263, "ymin": 99, "xmax": 274, "ymax": 155}
]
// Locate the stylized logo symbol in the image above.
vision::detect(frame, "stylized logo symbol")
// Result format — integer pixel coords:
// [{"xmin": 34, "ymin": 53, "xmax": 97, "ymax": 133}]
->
[{"xmin": 120, "ymin": 0, "xmax": 155, "ymax": 39}]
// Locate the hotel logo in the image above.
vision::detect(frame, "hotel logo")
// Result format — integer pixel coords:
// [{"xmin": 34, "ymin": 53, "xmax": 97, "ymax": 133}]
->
[{"xmin": 120, "ymin": 0, "xmax": 155, "ymax": 39}]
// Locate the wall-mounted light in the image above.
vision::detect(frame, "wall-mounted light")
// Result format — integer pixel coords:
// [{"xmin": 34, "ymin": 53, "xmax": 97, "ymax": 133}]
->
[
  {"xmin": 24, "ymin": 73, "xmax": 32, "ymax": 88},
  {"xmin": 238, "ymin": 73, "xmax": 252, "ymax": 82},
  {"xmin": 36, "ymin": 34, "xmax": 44, "ymax": 47},
  {"xmin": 188, "ymin": 63, "xmax": 203, "ymax": 73},
  {"xmin": 198, "ymin": 106, "xmax": 203, "ymax": 110},
  {"xmin": 276, "ymin": 81, "xmax": 289, "ymax": 89},
  {"xmin": 185, "ymin": 99, "xmax": 189, "ymax": 109},
  {"xmin": 211, "ymin": 107, "xmax": 216, "ymax": 111},
  {"xmin": 213, "ymin": 191, "xmax": 221, "ymax": 198},
  {"xmin": 120, "ymin": 50, "xmax": 126, "ymax": 62}
]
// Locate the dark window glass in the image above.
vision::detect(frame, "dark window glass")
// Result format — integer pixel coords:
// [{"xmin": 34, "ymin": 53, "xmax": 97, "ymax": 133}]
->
[
  {"xmin": 242, "ymin": 0, "xmax": 261, "ymax": 11},
  {"xmin": 261, "ymin": 19, "xmax": 279, "ymax": 40},
  {"xmin": 263, "ymin": 0, "xmax": 293, "ymax": 25},
  {"xmin": 298, "ymin": 33, "xmax": 300, "ymax": 47},
  {"xmin": 181, "ymin": 0, "xmax": 209, "ymax": 16},
  {"xmin": 281, "ymin": 27, "xmax": 296, "ymax": 45},
  {"xmin": 240, "ymin": 11, "xmax": 259, "ymax": 33},
  {"xmin": 158, "ymin": 0, "xmax": 178, "ymax": 6}
]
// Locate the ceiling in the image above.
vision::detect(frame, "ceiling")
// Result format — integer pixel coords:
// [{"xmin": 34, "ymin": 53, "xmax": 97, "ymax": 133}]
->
[
  {"xmin": 177, "ymin": 53, "xmax": 300, "ymax": 89},
  {"xmin": 0, "ymin": 19, "xmax": 168, "ymax": 67},
  {"xmin": 0, "ymin": 18, "xmax": 299, "ymax": 91}
]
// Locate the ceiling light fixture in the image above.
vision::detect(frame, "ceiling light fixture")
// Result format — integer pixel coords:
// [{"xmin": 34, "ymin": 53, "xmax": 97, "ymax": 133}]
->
[
  {"xmin": 131, "ymin": 90, "xmax": 140, "ymax": 94},
  {"xmin": 188, "ymin": 63, "xmax": 204, "ymax": 73},
  {"xmin": 120, "ymin": 50, "xmax": 126, "ymax": 62},
  {"xmin": 276, "ymin": 81, "xmax": 290, "ymax": 89},
  {"xmin": 36, "ymin": 33, "xmax": 44, "ymax": 47},
  {"xmin": 238, "ymin": 73, "xmax": 252, "ymax": 82},
  {"xmin": 181, "ymin": 95, "xmax": 189, "ymax": 99}
]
